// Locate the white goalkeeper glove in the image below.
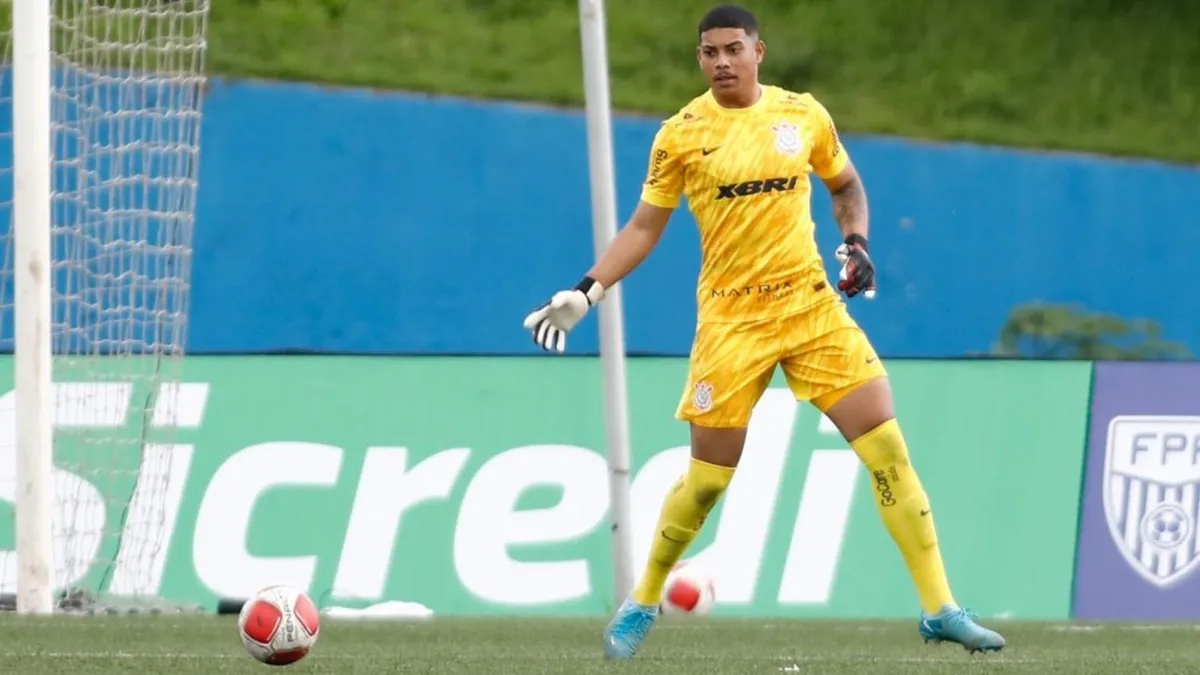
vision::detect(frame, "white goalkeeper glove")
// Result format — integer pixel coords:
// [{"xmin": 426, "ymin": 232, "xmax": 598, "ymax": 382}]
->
[{"xmin": 523, "ymin": 276, "xmax": 607, "ymax": 353}]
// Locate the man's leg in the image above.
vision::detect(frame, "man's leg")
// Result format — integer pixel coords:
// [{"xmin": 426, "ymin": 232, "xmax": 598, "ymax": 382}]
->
[
  {"xmin": 605, "ymin": 424, "xmax": 755, "ymax": 661},
  {"xmin": 630, "ymin": 424, "xmax": 746, "ymax": 607},
  {"xmin": 816, "ymin": 371, "xmax": 1005, "ymax": 653},
  {"xmin": 604, "ymin": 321, "xmax": 773, "ymax": 660},
  {"xmin": 780, "ymin": 296, "xmax": 1004, "ymax": 653},
  {"xmin": 817, "ymin": 377, "xmax": 955, "ymax": 614}
]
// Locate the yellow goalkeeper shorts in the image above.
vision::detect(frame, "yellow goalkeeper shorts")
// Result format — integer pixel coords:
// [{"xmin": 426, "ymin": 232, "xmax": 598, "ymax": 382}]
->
[{"xmin": 675, "ymin": 289, "xmax": 887, "ymax": 428}]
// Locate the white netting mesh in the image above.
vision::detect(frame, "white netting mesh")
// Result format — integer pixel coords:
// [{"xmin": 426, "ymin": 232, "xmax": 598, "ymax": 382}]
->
[{"xmin": 0, "ymin": 0, "xmax": 209, "ymax": 611}]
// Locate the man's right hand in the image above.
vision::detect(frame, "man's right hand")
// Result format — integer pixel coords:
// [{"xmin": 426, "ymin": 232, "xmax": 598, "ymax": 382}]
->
[{"xmin": 523, "ymin": 276, "xmax": 606, "ymax": 353}]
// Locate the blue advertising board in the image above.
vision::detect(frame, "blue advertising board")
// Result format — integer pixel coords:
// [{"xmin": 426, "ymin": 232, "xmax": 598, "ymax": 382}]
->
[{"xmin": 2, "ymin": 76, "xmax": 1199, "ymax": 357}]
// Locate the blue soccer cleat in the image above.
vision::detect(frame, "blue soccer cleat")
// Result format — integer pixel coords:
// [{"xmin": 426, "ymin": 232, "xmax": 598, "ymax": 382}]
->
[
  {"xmin": 918, "ymin": 604, "xmax": 1006, "ymax": 653},
  {"xmin": 602, "ymin": 597, "xmax": 659, "ymax": 660}
]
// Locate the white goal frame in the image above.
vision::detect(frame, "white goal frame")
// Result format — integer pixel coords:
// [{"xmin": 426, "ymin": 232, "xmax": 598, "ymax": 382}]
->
[
  {"xmin": 11, "ymin": 0, "xmax": 627, "ymax": 614},
  {"xmin": 11, "ymin": 0, "xmax": 56, "ymax": 616},
  {"xmin": 577, "ymin": 0, "xmax": 634, "ymax": 604},
  {"xmin": 8, "ymin": 0, "xmax": 208, "ymax": 615}
]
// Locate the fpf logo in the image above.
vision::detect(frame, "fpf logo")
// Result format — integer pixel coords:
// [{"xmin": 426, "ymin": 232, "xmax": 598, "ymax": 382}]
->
[{"xmin": 1103, "ymin": 415, "xmax": 1200, "ymax": 588}]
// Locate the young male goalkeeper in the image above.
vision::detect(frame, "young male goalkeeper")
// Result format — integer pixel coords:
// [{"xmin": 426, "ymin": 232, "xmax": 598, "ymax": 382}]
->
[{"xmin": 522, "ymin": 3, "xmax": 1006, "ymax": 660}]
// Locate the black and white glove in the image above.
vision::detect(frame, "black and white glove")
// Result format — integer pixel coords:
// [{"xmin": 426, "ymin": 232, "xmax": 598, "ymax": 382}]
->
[
  {"xmin": 834, "ymin": 234, "xmax": 877, "ymax": 299},
  {"xmin": 523, "ymin": 276, "xmax": 606, "ymax": 353}
]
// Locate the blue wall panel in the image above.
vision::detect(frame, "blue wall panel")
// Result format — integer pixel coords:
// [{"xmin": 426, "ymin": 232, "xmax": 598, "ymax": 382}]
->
[{"xmin": 5, "ymin": 76, "xmax": 1200, "ymax": 356}]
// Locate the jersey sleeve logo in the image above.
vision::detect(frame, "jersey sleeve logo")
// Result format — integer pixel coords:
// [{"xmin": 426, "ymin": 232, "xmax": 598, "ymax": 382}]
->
[
  {"xmin": 828, "ymin": 120, "xmax": 842, "ymax": 157},
  {"xmin": 771, "ymin": 121, "xmax": 802, "ymax": 156},
  {"xmin": 646, "ymin": 148, "xmax": 668, "ymax": 186}
]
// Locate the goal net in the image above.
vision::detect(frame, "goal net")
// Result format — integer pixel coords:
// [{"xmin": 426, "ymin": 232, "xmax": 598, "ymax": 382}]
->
[{"xmin": 0, "ymin": 0, "xmax": 210, "ymax": 613}]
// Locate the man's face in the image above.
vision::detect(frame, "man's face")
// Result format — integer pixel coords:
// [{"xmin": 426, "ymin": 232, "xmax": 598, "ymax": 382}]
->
[{"xmin": 697, "ymin": 28, "xmax": 763, "ymax": 92}]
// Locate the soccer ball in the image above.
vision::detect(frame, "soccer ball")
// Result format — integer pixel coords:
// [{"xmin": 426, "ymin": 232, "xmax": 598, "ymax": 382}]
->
[
  {"xmin": 237, "ymin": 585, "xmax": 321, "ymax": 666},
  {"xmin": 660, "ymin": 561, "xmax": 716, "ymax": 616}
]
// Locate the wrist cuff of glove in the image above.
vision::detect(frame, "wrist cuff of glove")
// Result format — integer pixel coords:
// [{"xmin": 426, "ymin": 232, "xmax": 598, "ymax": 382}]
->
[
  {"xmin": 575, "ymin": 276, "xmax": 606, "ymax": 305},
  {"xmin": 844, "ymin": 234, "xmax": 869, "ymax": 252}
]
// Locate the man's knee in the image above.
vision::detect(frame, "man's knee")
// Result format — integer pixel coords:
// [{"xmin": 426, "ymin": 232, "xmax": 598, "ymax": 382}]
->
[
  {"xmin": 674, "ymin": 455, "xmax": 738, "ymax": 531},
  {"xmin": 684, "ymin": 459, "xmax": 735, "ymax": 509},
  {"xmin": 856, "ymin": 418, "xmax": 911, "ymax": 466}
]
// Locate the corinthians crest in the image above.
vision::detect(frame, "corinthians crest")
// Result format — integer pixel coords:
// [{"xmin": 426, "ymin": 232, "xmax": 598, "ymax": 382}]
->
[
  {"xmin": 692, "ymin": 381, "xmax": 714, "ymax": 413},
  {"xmin": 1103, "ymin": 415, "xmax": 1200, "ymax": 588},
  {"xmin": 771, "ymin": 121, "xmax": 802, "ymax": 156}
]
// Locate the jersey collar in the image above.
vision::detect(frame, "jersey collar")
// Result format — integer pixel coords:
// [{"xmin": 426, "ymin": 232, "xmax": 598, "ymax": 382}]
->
[{"xmin": 705, "ymin": 84, "xmax": 771, "ymax": 115}]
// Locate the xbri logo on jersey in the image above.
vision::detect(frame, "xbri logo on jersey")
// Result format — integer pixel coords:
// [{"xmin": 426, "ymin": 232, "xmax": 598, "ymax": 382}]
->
[{"xmin": 715, "ymin": 176, "xmax": 799, "ymax": 200}]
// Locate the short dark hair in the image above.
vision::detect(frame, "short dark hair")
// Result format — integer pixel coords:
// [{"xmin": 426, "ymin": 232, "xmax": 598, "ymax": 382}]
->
[{"xmin": 698, "ymin": 4, "xmax": 759, "ymax": 41}]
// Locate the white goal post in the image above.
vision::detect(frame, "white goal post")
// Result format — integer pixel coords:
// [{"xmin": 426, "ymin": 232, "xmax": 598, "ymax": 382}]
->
[
  {"xmin": 577, "ymin": 0, "xmax": 635, "ymax": 604},
  {"xmin": 1, "ymin": 0, "xmax": 210, "ymax": 614}
]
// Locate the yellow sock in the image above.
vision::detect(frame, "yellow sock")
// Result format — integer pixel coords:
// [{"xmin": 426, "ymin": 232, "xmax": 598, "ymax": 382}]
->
[
  {"xmin": 851, "ymin": 419, "xmax": 956, "ymax": 615},
  {"xmin": 631, "ymin": 458, "xmax": 735, "ymax": 606}
]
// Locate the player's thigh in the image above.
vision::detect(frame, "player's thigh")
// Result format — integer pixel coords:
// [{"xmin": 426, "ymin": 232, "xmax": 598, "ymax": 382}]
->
[
  {"xmin": 676, "ymin": 320, "xmax": 777, "ymax": 434},
  {"xmin": 689, "ymin": 424, "xmax": 749, "ymax": 469},
  {"xmin": 821, "ymin": 376, "xmax": 896, "ymax": 442},
  {"xmin": 779, "ymin": 302, "xmax": 887, "ymax": 411}
]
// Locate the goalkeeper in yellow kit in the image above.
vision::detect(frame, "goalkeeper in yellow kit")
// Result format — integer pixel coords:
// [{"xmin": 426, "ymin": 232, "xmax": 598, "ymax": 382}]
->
[{"xmin": 523, "ymin": 3, "xmax": 1005, "ymax": 660}]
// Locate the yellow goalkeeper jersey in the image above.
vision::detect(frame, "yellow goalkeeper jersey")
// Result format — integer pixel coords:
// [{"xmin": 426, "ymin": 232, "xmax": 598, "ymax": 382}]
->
[{"xmin": 640, "ymin": 85, "xmax": 850, "ymax": 323}]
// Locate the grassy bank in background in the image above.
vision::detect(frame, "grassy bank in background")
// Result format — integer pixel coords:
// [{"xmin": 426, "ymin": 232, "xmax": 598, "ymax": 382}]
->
[
  {"xmin": 206, "ymin": 0, "xmax": 1199, "ymax": 163},
  {"xmin": 5, "ymin": 1, "xmax": 1198, "ymax": 162}
]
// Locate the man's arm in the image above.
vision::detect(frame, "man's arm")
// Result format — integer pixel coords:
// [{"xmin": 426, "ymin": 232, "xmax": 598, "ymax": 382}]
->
[
  {"xmin": 583, "ymin": 120, "xmax": 680, "ymax": 287},
  {"xmin": 821, "ymin": 161, "xmax": 876, "ymax": 298},
  {"xmin": 586, "ymin": 200, "xmax": 674, "ymax": 288},
  {"xmin": 821, "ymin": 161, "xmax": 869, "ymax": 241},
  {"xmin": 522, "ymin": 121, "xmax": 681, "ymax": 353},
  {"xmin": 805, "ymin": 94, "xmax": 868, "ymax": 241},
  {"xmin": 522, "ymin": 200, "xmax": 672, "ymax": 352}
]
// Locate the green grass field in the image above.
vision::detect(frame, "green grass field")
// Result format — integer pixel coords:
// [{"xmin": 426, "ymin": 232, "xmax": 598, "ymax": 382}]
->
[{"xmin": 4, "ymin": 615, "xmax": 1199, "ymax": 674}]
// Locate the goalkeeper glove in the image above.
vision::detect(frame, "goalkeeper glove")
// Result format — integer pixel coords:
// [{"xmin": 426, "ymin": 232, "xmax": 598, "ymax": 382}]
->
[
  {"xmin": 835, "ymin": 234, "xmax": 877, "ymax": 299},
  {"xmin": 523, "ymin": 276, "xmax": 606, "ymax": 353}
]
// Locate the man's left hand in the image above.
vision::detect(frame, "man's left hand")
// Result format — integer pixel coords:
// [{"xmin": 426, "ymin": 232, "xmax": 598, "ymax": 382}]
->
[{"xmin": 835, "ymin": 234, "xmax": 876, "ymax": 299}]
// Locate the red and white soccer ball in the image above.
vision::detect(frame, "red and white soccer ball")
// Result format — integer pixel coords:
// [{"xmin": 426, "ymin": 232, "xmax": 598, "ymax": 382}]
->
[
  {"xmin": 660, "ymin": 561, "xmax": 716, "ymax": 616},
  {"xmin": 238, "ymin": 585, "xmax": 321, "ymax": 666}
]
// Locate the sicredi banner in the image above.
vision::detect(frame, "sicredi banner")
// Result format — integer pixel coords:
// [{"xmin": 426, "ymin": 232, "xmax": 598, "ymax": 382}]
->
[
  {"xmin": 0, "ymin": 357, "xmax": 1091, "ymax": 618},
  {"xmin": 1073, "ymin": 362, "xmax": 1200, "ymax": 620}
]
